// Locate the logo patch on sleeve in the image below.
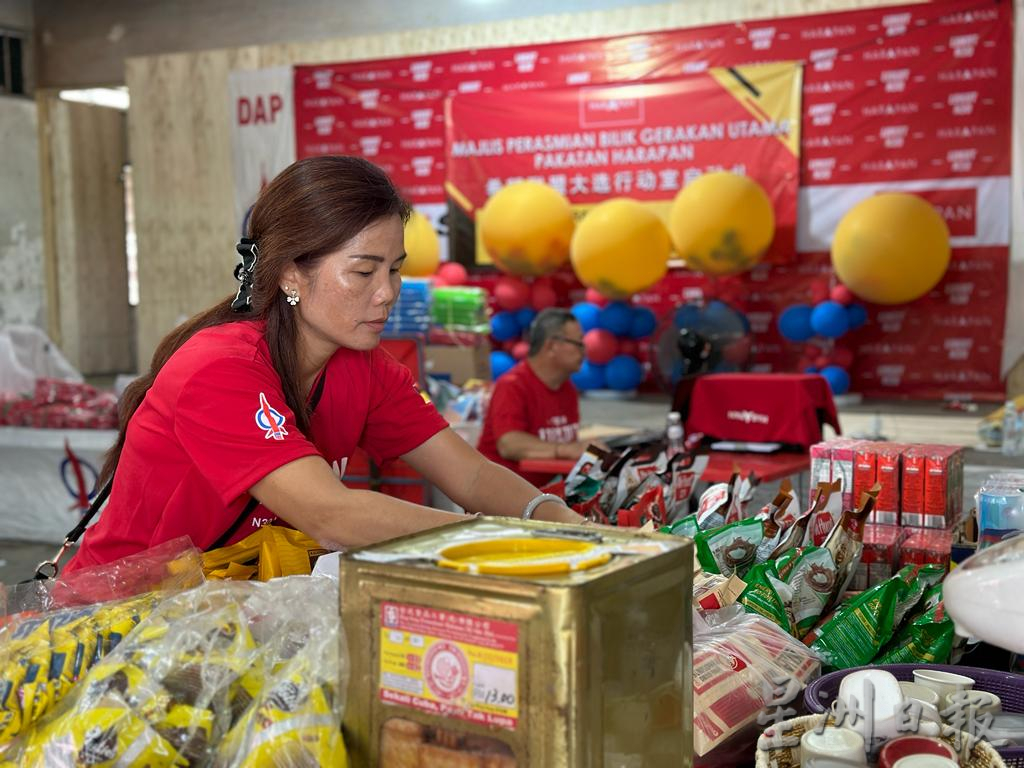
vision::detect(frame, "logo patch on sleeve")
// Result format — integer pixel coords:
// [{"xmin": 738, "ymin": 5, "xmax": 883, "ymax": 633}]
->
[{"xmin": 255, "ymin": 392, "xmax": 289, "ymax": 440}]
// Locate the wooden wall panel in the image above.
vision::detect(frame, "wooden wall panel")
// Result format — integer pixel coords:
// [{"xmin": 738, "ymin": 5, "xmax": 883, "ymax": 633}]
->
[
  {"xmin": 126, "ymin": 0, "xmax": 934, "ymax": 368},
  {"xmin": 46, "ymin": 99, "xmax": 133, "ymax": 374}
]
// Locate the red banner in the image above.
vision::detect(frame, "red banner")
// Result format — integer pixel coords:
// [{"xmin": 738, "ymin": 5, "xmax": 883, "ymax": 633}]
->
[
  {"xmin": 292, "ymin": 0, "xmax": 1013, "ymax": 399},
  {"xmin": 445, "ymin": 64, "xmax": 801, "ymax": 261}
]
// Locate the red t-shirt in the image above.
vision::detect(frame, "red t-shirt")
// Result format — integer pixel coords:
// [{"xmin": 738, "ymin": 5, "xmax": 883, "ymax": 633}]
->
[
  {"xmin": 66, "ymin": 320, "xmax": 448, "ymax": 571},
  {"xmin": 476, "ymin": 360, "xmax": 579, "ymax": 485}
]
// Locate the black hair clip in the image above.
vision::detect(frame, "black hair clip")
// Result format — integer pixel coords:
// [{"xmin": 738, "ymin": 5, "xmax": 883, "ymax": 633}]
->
[{"xmin": 231, "ymin": 238, "xmax": 259, "ymax": 312}]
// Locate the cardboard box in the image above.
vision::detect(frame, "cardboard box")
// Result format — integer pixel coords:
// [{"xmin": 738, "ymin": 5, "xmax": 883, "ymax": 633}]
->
[
  {"xmin": 424, "ymin": 343, "xmax": 491, "ymax": 385},
  {"xmin": 852, "ymin": 524, "xmax": 903, "ymax": 590},
  {"xmin": 903, "ymin": 444, "xmax": 965, "ymax": 528},
  {"xmin": 852, "ymin": 444, "xmax": 878, "ymax": 514},
  {"xmin": 830, "ymin": 438, "xmax": 862, "ymax": 512}
]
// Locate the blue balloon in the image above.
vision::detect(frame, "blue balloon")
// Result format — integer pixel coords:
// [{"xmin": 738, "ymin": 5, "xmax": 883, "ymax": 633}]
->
[
  {"xmin": 605, "ymin": 354, "xmax": 644, "ymax": 391},
  {"xmin": 703, "ymin": 300, "xmax": 733, "ymax": 326},
  {"xmin": 847, "ymin": 303, "xmax": 868, "ymax": 331},
  {"xmin": 490, "ymin": 312, "xmax": 521, "ymax": 342},
  {"xmin": 804, "ymin": 366, "xmax": 820, "ymax": 374},
  {"xmin": 571, "ymin": 361, "xmax": 607, "ymax": 391},
  {"xmin": 490, "ymin": 351, "xmax": 516, "ymax": 379},
  {"xmin": 820, "ymin": 365, "xmax": 851, "ymax": 395},
  {"xmin": 810, "ymin": 301, "xmax": 850, "ymax": 339},
  {"xmin": 674, "ymin": 303, "xmax": 703, "ymax": 330},
  {"xmin": 628, "ymin": 306, "xmax": 658, "ymax": 339},
  {"xmin": 515, "ymin": 308, "xmax": 537, "ymax": 332},
  {"xmin": 597, "ymin": 302, "xmax": 633, "ymax": 336},
  {"xmin": 778, "ymin": 304, "xmax": 815, "ymax": 342},
  {"xmin": 571, "ymin": 302, "xmax": 601, "ymax": 333}
]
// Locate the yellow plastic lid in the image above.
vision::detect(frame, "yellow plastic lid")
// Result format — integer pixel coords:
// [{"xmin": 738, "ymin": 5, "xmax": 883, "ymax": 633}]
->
[{"xmin": 436, "ymin": 537, "xmax": 612, "ymax": 576}]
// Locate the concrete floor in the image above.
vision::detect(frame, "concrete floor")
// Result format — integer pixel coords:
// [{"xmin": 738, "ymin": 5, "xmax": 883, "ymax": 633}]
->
[{"xmin": 2, "ymin": 394, "xmax": 1022, "ymax": 586}]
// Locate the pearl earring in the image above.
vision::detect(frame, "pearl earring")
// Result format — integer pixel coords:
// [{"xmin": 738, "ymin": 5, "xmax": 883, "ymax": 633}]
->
[{"xmin": 286, "ymin": 288, "xmax": 299, "ymax": 307}]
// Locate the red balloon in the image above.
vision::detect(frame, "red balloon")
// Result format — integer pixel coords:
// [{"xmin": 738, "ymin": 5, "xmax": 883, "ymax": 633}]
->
[
  {"xmin": 832, "ymin": 346, "xmax": 855, "ymax": 368},
  {"xmin": 814, "ymin": 355, "xmax": 831, "ymax": 370},
  {"xmin": 583, "ymin": 329, "xmax": 618, "ymax": 364},
  {"xmin": 618, "ymin": 339, "xmax": 640, "ymax": 357},
  {"xmin": 502, "ymin": 339, "xmax": 520, "ymax": 353},
  {"xmin": 809, "ymin": 278, "xmax": 831, "ymax": 305},
  {"xmin": 830, "ymin": 284, "xmax": 855, "ymax": 306},
  {"xmin": 494, "ymin": 276, "xmax": 531, "ymax": 311},
  {"xmin": 532, "ymin": 278, "xmax": 558, "ymax": 310},
  {"xmin": 585, "ymin": 287, "xmax": 610, "ymax": 307},
  {"xmin": 511, "ymin": 341, "xmax": 530, "ymax": 360},
  {"xmin": 437, "ymin": 261, "xmax": 468, "ymax": 285}
]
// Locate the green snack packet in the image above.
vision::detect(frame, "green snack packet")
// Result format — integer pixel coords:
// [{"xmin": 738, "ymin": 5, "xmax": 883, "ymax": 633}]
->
[
  {"xmin": 784, "ymin": 546, "xmax": 840, "ymax": 636},
  {"xmin": 875, "ymin": 598, "xmax": 954, "ymax": 665},
  {"xmin": 662, "ymin": 514, "xmax": 699, "ymax": 539},
  {"xmin": 694, "ymin": 518, "xmax": 764, "ymax": 577},
  {"xmin": 893, "ymin": 564, "xmax": 946, "ymax": 628},
  {"xmin": 775, "ymin": 547, "xmax": 804, "ymax": 581},
  {"xmin": 920, "ymin": 582, "xmax": 944, "ymax": 612},
  {"xmin": 808, "ymin": 575, "xmax": 902, "ymax": 670},
  {"xmin": 739, "ymin": 562, "xmax": 797, "ymax": 636}
]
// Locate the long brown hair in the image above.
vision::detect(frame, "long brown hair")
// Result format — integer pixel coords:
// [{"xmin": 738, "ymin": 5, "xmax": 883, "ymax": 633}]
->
[{"xmin": 100, "ymin": 156, "xmax": 411, "ymax": 484}]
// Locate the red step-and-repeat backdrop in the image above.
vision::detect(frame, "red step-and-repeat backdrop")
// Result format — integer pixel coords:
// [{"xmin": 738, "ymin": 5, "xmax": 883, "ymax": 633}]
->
[{"xmin": 291, "ymin": 0, "xmax": 1013, "ymax": 400}]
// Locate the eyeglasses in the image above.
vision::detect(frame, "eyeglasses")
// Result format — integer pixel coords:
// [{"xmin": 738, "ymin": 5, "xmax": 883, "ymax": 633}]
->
[{"xmin": 553, "ymin": 335, "xmax": 585, "ymax": 350}]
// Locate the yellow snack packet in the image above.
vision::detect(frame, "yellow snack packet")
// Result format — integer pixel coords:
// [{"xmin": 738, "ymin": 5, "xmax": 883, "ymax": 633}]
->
[{"xmin": 20, "ymin": 705, "xmax": 187, "ymax": 768}]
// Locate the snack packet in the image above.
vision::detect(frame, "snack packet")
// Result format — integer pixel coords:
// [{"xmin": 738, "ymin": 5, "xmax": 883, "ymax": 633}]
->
[
  {"xmin": 874, "ymin": 598, "xmax": 954, "ymax": 665},
  {"xmin": 723, "ymin": 472, "xmax": 760, "ymax": 525},
  {"xmin": 694, "ymin": 519, "xmax": 764, "ymax": 578},
  {"xmin": 807, "ymin": 479, "xmax": 844, "ymax": 547},
  {"xmin": 696, "ymin": 475, "xmax": 736, "ymax": 531},
  {"xmin": 755, "ymin": 487, "xmax": 799, "ymax": 562},
  {"xmin": 784, "ymin": 546, "xmax": 840, "ymax": 637},
  {"xmin": 806, "ymin": 574, "xmax": 902, "ymax": 670},
  {"xmin": 892, "ymin": 563, "xmax": 946, "ymax": 627},
  {"xmin": 694, "ymin": 573, "xmax": 747, "ymax": 611},
  {"xmin": 667, "ymin": 450, "xmax": 709, "ymax": 520},
  {"xmin": 661, "ymin": 514, "xmax": 699, "ymax": 540},
  {"xmin": 820, "ymin": 484, "xmax": 881, "ymax": 613},
  {"xmin": 739, "ymin": 562, "xmax": 797, "ymax": 636}
]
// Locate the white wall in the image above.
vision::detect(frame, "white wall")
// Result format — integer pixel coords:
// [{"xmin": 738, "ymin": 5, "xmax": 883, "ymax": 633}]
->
[{"xmin": 0, "ymin": 95, "xmax": 44, "ymax": 328}]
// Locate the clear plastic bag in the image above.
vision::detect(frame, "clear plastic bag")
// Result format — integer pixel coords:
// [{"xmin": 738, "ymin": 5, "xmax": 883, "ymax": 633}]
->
[
  {"xmin": 2, "ymin": 576, "xmax": 347, "ymax": 767},
  {"xmin": 692, "ymin": 606, "xmax": 821, "ymax": 756}
]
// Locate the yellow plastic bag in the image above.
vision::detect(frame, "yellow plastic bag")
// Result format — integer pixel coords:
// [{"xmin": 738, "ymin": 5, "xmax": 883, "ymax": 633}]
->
[{"xmin": 202, "ymin": 527, "xmax": 330, "ymax": 581}]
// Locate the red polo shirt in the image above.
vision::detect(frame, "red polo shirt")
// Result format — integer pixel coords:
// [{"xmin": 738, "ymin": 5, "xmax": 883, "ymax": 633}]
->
[
  {"xmin": 477, "ymin": 360, "xmax": 579, "ymax": 485},
  {"xmin": 66, "ymin": 320, "xmax": 448, "ymax": 570}
]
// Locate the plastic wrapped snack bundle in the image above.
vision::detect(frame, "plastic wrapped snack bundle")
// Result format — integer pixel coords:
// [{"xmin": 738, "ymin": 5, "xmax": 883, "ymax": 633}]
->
[{"xmin": 3, "ymin": 577, "xmax": 347, "ymax": 768}]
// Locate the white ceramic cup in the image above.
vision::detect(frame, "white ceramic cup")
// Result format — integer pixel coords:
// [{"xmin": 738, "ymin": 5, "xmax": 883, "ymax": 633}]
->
[
  {"xmin": 801, "ymin": 727, "xmax": 867, "ymax": 765},
  {"xmin": 912, "ymin": 669, "xmax": 975, "ymax": 701},
  {"xmin": 899, "ymin": 682, "xmax": 943, "ymax": 724},
  {"xmin": 943, "ymin": 689, "xmax": 1001, "ymax": 717},
  {"xmin": 838, "ymin": 670, "xmax": 904, "ymax": 743}
]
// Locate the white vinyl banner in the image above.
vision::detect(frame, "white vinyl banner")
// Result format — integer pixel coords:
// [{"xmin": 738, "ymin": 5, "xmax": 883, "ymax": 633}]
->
[{"xmin": 228, "ymin": 67, "xmax": 296, "ymax": 234}]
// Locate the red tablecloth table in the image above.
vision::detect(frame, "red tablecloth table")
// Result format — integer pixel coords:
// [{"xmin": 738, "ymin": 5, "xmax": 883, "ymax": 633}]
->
[
  {"xmin": 685, "ymin": 373, "xmax": 840, "ymax": 449},
  {"xmin": 518, "ymin": 451, "xmax": 809, "ymax": 484}
]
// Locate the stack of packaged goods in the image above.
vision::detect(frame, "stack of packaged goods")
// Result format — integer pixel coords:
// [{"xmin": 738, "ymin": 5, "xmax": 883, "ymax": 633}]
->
[
  {"xmin": 809, "ymin": 439, "xmax": 966, "ymax": 578},
  {"xmin": 383, "ymin": 277, "xmax": 433, "ymax": 335},
  {"xmin": 429, "ymin": 286, "xmax": 490, "ymax": 335},
  {"xmin": 0, "ymin": 378, "xmax": 118, "ymax": 429}
]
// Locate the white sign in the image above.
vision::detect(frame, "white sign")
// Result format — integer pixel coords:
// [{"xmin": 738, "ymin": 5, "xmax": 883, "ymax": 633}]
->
[{"xmin": 228, "ymin": 67, "xmax": 297, "ymax": 234}]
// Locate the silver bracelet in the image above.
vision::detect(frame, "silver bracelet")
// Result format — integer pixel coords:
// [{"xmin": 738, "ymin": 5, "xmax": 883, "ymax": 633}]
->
[{"xmin": 522, "ymin": 493, "xmax": 567, "ymax": 520}]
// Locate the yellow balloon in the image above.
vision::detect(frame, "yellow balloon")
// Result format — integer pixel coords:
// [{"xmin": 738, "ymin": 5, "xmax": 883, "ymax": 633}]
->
[
  {"xmin": 570, "ymin": 198, "xmax": 670, "ymax": 299},
  {"xmin": 831, "ymin": 193, "xmax": 950, "ymax": 305},
  {"xmin": 401, "ymin": 211, "xmax": 440, "ymax": 276},
  {"xmin": 479, "ymin": 181, "xmax": 574, "ymax": 276},
  {"xmin": 668, "ymin": 171, "xmax": 775, "ymax": 276}
]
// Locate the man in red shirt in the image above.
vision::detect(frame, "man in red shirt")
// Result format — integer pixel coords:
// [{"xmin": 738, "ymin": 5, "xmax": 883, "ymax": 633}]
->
[{"xmin": 478, "ymin": 308, "xmax": 593, "ymax": 485}]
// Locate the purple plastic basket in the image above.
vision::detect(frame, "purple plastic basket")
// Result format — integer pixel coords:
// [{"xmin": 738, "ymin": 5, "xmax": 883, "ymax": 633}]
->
[{"xmin": 804, "ymin": 663, "xmax": 1024, "ymax": 768}]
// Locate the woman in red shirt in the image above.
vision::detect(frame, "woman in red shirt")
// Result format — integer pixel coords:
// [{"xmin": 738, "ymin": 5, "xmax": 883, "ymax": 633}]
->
[{"xmin": 66, "ymin": 156, "xmax": 582, "ymax": 571}]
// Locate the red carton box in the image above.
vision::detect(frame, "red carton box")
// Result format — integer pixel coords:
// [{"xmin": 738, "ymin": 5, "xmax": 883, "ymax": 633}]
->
[
  {"xmin": 852, "ymin": 524, "xmax": 903, "ymax": 591},
  {"xmin": 903, "ymin": 445, "xmax": 965, "ymax": 528},
  {"xmin": 853, "ymin": 444, "xmax": 878, "ymax": 512},
  {"xmin": 874, "ymin": 443, "xmax": 910, "ymax": 525},
  {"xmin": 900, "ymin": 527, "xmax": 953, "ymax": 570},
  {"xmin": 830, "ymin": 438, "xmax": 864, "ymax": 512},
  {"xmin": 809, "ymin": 441, "xmax": 833, "ymax": 507}
]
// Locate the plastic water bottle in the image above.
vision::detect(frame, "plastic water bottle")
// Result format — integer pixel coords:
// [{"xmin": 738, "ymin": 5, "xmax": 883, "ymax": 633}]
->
[
  {"xmin": 1016, "ymin": 404, "xmax": 1024, "ymax": 456},
  {"xmin": 666, "ymin": 411, "xmax": 685, "ymax": 457},
  {"xmin": 1002, "ymin": 400, "xmax": 1018, "ymax": 457}
]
